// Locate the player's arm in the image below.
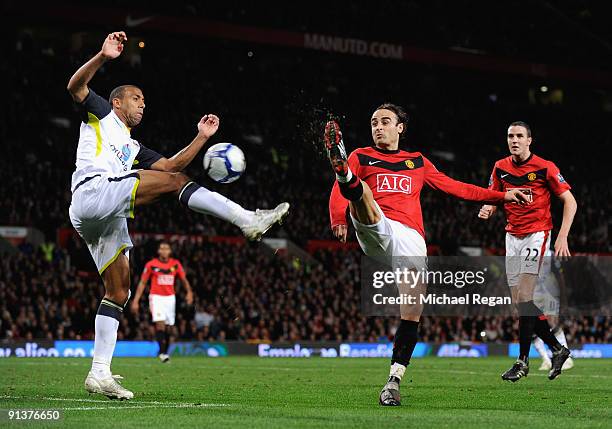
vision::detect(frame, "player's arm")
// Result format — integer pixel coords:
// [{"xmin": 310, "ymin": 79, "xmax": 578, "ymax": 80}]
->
[
  {"xmin": 130, "ymin": 264, "xmax": 151, "ymax": 313},
  {"xmin": 423, "ymin": 157, "xmax": 529, "ymax": 205},
  {"xmin": 330, "ymin": 183, "xmax": 349, "ymax": 242},
  {"xmin": 546, "ymin": 163, "xmax": 576, "ymax": 258},
  {"xmin": 478, "ymin": 165, "xmax": 502, "ymax": 220},
  {"xmin": 329, "ymin": 152, "xmax": 359, "ymax": 242},
  {"xmin": 148, "ymin": 115, "xmax": 220, "ymax": 173},
  {"xmin": 129, "ymin": 279, "xmax": 147, "ymax": 313},
  {"xmin": 554, "ymin": 190, "xmax": 577, "ymax": 258},
  {"xmin": 176, "ymin": 262, "xmax": 194, "ymax": 305},
  {"xmin": 67, "ymin": 31, "xmax": 126, "ymax": 103}
]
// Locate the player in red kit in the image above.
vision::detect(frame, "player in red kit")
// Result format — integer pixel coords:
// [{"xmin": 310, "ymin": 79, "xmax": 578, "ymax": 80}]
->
[
  {"xmin": 130, "ymin": 242, "xmax": 193, "ymax": 362},
  {"xmin": 325, "ymin": 103, "xmax": 530, "ymax": 406},
  {"xmin": 478, "ymin": 121, "xmax": 577, "ymax": 382}
]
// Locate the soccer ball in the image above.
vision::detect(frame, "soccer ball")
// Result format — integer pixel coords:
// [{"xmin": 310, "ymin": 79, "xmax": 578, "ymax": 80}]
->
[{"xmin": 203, "ymin": 143, "xmax": 246, "ymax": 183}]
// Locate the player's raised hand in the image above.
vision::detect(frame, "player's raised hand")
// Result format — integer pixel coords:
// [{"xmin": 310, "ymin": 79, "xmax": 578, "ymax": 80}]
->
[
  {"xmin": 554, "ymin": 235, "xmax": 571, "ymax": 259},
  {"xmin": 332, "ymin": 224, "xmax": 348, "ymax": 243},
  {"xmin": 101, "ymin": 31, "xmax": 127, "ymax": 60},
  {"xmin": 478, "ymin": 205, "xmax": 496, "ymax": 220},
  {"xmin": 197, "ymin": 114, "xmax": 220, "ymax": 138},
  {"xmin": 504, "ymin": 189, "xmax": 530, "ymax": 205}
]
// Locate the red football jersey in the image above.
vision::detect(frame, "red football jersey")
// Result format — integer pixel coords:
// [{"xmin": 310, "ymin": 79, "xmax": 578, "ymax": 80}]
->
[
  {"xmin": 140, "ymin": 258, "xmax": 186, "ymax": 296},
  {"xmin": 488, "ymin": 154, "xmax": 571, "ymax": 236},
  {"xmin": 329, "ymin": 146, "xmax": 507, "ymax": 239}
]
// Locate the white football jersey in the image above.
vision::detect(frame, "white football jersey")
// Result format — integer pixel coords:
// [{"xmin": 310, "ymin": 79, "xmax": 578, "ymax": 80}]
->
[{"xmin": 71, "ymin": 89, "xmax": 162, "ymax": 191}]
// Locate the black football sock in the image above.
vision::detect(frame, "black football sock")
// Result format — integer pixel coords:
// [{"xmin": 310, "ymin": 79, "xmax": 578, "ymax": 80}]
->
[
  {"xmin": 155, "ymin": 330, "xmax": 166, "ymax": 354},
  {"xmin": 518, "ymin": 301, "xmax": 539, "ymax": 362},
  {"xmin": 164, "ymin": 331, "xmax": 171, "ymax": 354},
  {"xmin": 338, "ymin": 175, "xmax": 364, "ymax": 201},
  {"xmin": 534, "ymin": 316, "xmax": 563, "ymax": 352},
  {"xmin": 391, "ymin": 320, "xmax": 419, "ymax": 367}
]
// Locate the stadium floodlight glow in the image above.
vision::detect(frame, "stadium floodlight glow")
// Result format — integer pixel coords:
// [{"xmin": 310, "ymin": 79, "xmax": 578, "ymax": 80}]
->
[
  {"xmin": 138, "ymin": 41, "xmax": 145, "ymax": 48},
  {"xmin": 540, "ymin": 85, "xmax": 548, "ymax": 93}
]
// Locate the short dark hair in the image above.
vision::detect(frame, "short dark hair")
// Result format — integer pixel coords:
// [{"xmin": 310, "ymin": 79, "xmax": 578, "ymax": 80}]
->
[
  {"xmin": 509, "ymin": 121, "xmax": 532, "ymax": 137},
  {"xmin": 375, "ymin": 103, "xmax": 409, "ymax": 140},
  {"xmin": 158, "ymin": 240, "xmax": 171, "ymax": 249},
  {"xmin": 108, "ymin": 85, "xmax": 140, "ymax": 103}
]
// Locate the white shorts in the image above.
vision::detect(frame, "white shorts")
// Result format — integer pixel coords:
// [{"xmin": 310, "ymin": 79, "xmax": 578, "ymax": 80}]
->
[
  {"xmin": 149, "ymin": 294, "xmax": 176, "ymax": 325},
  {"xmin": 505, "ymin": 230, "xmax": 551, "ymax": 288},
  {"xmin": 350, "ymin": 201, "xmax": 427, "ymax": 270},
  {"xmin": 69, "ymin": 171, "xmax": 141, "ymax": 273}
]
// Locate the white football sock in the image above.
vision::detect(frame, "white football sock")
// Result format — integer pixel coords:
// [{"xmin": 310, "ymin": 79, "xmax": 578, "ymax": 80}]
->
[
  {"xmin": 389, "ymin": 362, "xmax": 406, "ymax": 380},
  {"xmin": 336, "ymin": 168, "xmax": 353, "ymax": 183},
  {"xmin": 91, "ymin": 314, "xmax": 119, "ymax": 378},
  {"xmin": 555, "ymin": 329, "xmax": 568, "ymax": 348},
  {"xmin": 533, "ymin": 337, "xmax": 550, "ymax": 361},
  {"xmin": 181, "ymin": 184, "xmax": 253, "ymax": 227}
]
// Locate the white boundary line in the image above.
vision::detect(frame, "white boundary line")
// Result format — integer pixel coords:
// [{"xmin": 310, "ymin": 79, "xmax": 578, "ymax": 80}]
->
[
  {"xmin": 60, "ymin": 404, "xmax": 226, "ymax": 411},
  {"xmin": 0, "ymin": 395, "xmax": 229, "ymax": 408}
]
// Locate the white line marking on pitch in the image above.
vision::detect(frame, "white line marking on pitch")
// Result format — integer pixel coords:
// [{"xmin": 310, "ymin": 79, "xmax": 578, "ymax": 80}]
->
[
  {"xmin": 0, "ymin": 395, "xmax": 229, "ymax": 407},
  {"xmin": 61, "ymin": 404, "xmax": 226, "ymax": 411}
]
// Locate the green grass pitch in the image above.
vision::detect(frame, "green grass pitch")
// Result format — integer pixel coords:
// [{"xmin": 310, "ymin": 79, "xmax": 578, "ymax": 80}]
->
[{"xmin": 1, "ymin": 357, "xmax": 611, "ymax": 428}]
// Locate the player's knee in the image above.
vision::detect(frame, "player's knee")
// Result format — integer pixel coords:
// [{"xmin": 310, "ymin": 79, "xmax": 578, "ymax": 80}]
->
[
  {"xmin": 172, "ymin": 172, "xmax": 191, "ymax": 194},
  {"xmin": 517, "ymin": 289, "xmax": 531, "ymax": 303},
  {"xmin": 106, "ymin": 289, "xmax": 129, "ymax": 307}
]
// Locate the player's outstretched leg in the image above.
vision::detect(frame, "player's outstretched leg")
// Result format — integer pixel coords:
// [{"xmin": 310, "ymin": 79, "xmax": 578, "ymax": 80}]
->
[
  {"xmin": 323, "ymin": 120, "xmax": 380, "ymax": 225},
  {"xmin": 135, "ymin": 170, "xmax": 289, "ymax": 241},
  {"xmin": 85, "ymin": 254, "xmax": 134, "ymax": 400}
]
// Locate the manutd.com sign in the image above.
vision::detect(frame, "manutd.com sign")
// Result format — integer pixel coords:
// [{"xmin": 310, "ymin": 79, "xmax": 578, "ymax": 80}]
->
[{"xmin": 304, "ymin": 34, "xmax": 403, "ymax": 60}]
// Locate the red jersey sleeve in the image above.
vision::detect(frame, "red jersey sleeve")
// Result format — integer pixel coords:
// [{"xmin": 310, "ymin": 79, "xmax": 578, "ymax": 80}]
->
[
  {"xmin": 423, "ymin": 156, "xmax": 506, "ymax": 203},
  {"xmin": 140, "ymin": 261, "xmax": 152, "ymax": 283},
  {"xmin": 546, "ymin": 161, "xmax": 571, "ymax": 196},
  {"xmin": 488, "ymin": 164, "xmax": 503, "ymax": 191},
  {"xmin": 176, "ymin": 260, "xmax": 187, "ymax": 281},
  {"xmin": 329, "ymin": 151, "xmax": 360, "ymax": 227}
]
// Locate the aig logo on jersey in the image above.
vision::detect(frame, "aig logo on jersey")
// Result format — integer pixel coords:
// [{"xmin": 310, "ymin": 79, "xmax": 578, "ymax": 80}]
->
[
  {"xmin": 158, "ymin": 274, "xmax": 175, "ymax": 285},
  {"xmin": 377, "ymin": 174, "xmax": 412, "ymax": 194}
]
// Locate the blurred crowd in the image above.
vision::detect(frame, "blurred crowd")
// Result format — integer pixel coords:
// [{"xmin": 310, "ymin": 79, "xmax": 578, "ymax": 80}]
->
[
  {"xmin": 1, "ymin": 241, "xmax": 610, "ymax": 344},
  {"xmin": 1, "ymin": 15, "xmax": 611, "ymax": 343}
]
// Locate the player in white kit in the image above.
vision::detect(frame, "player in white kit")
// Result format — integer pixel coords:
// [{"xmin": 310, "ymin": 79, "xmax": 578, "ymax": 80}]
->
[
  {"xmin": 68, "ymin": 31, "xmax": 289, "ymax": 399},
  {"xmin": 532, "ymin": 255, "xmax": 574, "ymax": 371}
]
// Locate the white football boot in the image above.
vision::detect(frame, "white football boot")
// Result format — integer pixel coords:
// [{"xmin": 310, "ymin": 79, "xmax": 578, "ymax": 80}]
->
[
  {"xmin": 241, "ymin": 202, "xmax": 290, "ymax": 241},
  {"xmin": 539, "ymin": 358, "xmax": 552, "ymax": 371},
  {"xmin": 562, "ymin": 357, "xmax": 574, "ymax": 370},
  {"xmin": 85, "ymin": 371, "xmax": 134, "ymax": 400}
]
